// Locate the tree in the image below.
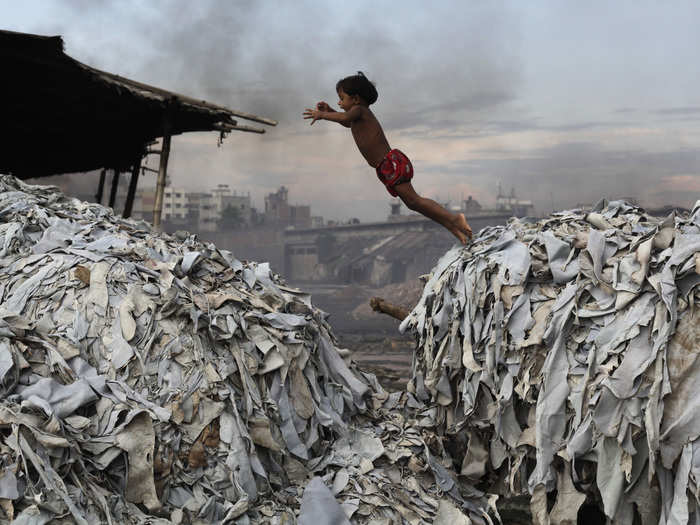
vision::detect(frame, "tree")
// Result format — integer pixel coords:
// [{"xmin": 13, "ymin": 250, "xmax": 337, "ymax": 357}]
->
[{"xmin": 218, "ymin": 204, "xmax": 243, "ymax": 230}]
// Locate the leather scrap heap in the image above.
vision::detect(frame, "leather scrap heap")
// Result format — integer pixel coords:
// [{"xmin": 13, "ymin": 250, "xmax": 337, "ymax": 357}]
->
[
  {"xmin": 0, "ymin": 176, "xmax": 492, "ymax": 525},
  {"xmin": 400, "ymin": 199, "xmax": 700, "ymax": 524},
  {"xmin": 0, "ymin": 175, "xmax": 380, "ymax": 523}
]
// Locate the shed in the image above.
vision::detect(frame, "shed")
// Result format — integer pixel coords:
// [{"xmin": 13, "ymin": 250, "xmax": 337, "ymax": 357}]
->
[{"xmin": 0, "ymin": 29, "xmax": 276, "ymax": 226}]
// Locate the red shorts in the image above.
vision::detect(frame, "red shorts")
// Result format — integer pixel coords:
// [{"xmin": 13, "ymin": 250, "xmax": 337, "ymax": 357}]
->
[{"xmin": 376, "ymin": 149, "xmax": 413, "ymax": 197}]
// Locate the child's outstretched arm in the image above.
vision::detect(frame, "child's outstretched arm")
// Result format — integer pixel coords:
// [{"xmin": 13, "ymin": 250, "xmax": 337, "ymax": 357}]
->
[
  {"xmin": 303, "ymin": 105, "xmax": 362, "ymax": 127},
  {"xmin": 312, "ymin": 101, "xmax": 350, "ymax": 128},
  {"xmin": 316, "ymin": 101, "xmax": 337, "ymax": 112}
]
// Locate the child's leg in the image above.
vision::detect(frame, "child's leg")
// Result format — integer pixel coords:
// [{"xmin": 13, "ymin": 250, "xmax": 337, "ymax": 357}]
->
[{"xmin": 393, "ymin": 182, "xmax": 472, "ymax": 244}]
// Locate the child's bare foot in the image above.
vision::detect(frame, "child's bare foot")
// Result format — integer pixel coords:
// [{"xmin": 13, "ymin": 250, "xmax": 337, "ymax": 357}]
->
[{"xmin": 450, "ymin": 213, "xmax": 472, "ymax": 245}]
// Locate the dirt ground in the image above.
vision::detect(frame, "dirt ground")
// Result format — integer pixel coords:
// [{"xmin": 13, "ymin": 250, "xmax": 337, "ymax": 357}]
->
[{"xmin": 293, "ymin": 280, "xmax": 424, "ymax": 390}]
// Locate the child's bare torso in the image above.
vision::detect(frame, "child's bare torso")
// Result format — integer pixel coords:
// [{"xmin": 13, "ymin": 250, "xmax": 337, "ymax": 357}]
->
[{"xmin": 351, "ymin": 107, "xmax": 392, "ymax": 168}]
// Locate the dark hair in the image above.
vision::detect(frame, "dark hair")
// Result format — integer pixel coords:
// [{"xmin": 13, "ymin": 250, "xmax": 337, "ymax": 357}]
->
[{"xmin": 336, "ymin": 71, "xmax": 378, "ymax": 105}]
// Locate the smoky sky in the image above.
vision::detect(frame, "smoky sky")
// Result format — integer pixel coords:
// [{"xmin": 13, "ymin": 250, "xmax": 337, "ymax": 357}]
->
[
  {"xmin": 5, "ymin": 1, "xmax": 700, "ymax": 220},
  {"xmin": 109, "ymin": 1, "xmax": 522, "ymax": 130}
]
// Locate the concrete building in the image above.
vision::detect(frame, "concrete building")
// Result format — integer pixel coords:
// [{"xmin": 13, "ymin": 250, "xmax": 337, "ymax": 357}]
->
[
  {"xmin": 463, "ymin": 195, "xmax": 483, "ymax": 214},
  {"xmin": 264, "ymin": 186, "xmax": 312, "ymax": 229},
  {"xmin": 210, "ymin": 184, "xmax": 231, "ymax": 212},
  {"xmin": 131, "ymin": 189, "xmax": 155, "ymax": 223},
  {"xmin": 387, "ymin": 202, "xmax": 424, "ymax": 223},
  {"xmin": 130, "ymin": 183, "xmax": 257, "ymax": 232},
  {"xmin": 281, "ymin": 182, "xmax": 537, "ymax": 285},
  {"xmin": 289, "ymin": 204, "xmax": 311, "ymax": 229},
  {"xmin": 283, "ymin": 212, "xmax": 514, "ymax": 285},
  {"xmin": 265, "ymin": 186, "xmax": 290, "ymax": 223},
  {"xmin": 183, "ymin": 192, "xmax": 205, "ymax": 226},
  {"xmin": 162, "ymin": 187, "xmax": 188, "ymax": 221},
  {"xmin": 221, "ymin": 193, "xmax": 253, "ymax": 226},
  {"xmin": 496, "ymin": 184, "xmax": 534, "ymax": 217},
  {"xmin": 197, "ymin": 192, "xmax": 218, "ymax": 232}
]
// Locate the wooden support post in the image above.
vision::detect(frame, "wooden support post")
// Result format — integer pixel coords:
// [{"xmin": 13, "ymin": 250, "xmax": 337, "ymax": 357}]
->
[
  {"xmin": 123, "ymin": 157, "xmax": 141, "ymax": 219},
  {"xmin": 152, "ymin": 117, "xmax": 172, "ymax": 231},
  {"xmin": 95, "ymin": 169, "xmax": 106, "ymax": 204},
  {"xmin": 109, "ymin": 169, "xmax": 120, "ymax": 209}
]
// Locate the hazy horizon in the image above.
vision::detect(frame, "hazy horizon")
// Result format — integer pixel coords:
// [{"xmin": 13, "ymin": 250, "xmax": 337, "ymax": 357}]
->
[{"xmin": 4, "ymin": 1, "xmax": 699, "ymax": 222}]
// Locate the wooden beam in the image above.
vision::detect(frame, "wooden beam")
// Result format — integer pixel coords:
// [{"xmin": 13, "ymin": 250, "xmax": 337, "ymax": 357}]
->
[
  {"xmin": 369, "ymin": 297, "xmax": 409, "ymax": 321},
  {"xmin": 108, "ymin": 169, "xmax": 120, "ymax": 208},
  {"xmin": 123, "ymin": 157, "xmax": 141, "ymax": 219},
  {"xmin": 87, "ymin": 66, "xmax": 278, "ymax": 126},
  {"xmin": 152, "ymin": 116, "xmax": 172, "ymax": 231},
  {"xmin": 95, "ymin": 168, "xmax": 106, "ymax": 204},
  {"xmin": 213, "ymin": 123, "xmax": 266, "ymax": 134}
]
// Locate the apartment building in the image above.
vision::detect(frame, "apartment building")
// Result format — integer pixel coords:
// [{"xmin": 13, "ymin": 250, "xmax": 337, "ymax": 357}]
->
[{"xmin": 162, "ymin": 187, "xmax": 188, "ymax": 221}]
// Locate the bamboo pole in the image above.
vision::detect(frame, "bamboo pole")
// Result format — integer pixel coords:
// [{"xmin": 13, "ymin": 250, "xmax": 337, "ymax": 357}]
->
[
  {"xmin": 95, "ymin": 169, "xmax": 106, "ymax": 204},
  {"xmin": 108, "ymin": 169, "xmax": 120, "ymax": 208},
  {"xmin": 123, "ymin": 156, "xmax": 141, "ymax": 219},
  {"xmin": 152, "ymin": 116, "xmax": 172, "ymax": 231}
]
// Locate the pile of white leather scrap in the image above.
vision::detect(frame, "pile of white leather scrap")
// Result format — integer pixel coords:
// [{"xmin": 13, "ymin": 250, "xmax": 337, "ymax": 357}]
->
[
  {"xmin": 0, "ymin": 175, "xmax": 378, "ymax": 524},
  {"xmin": 284, "ymin": 393, "xmax": 499, "ymax": 525},
  {"xmin": 400, "ymin": 199, "xmax": 700, "ymax": 524},
  {"xmin": 0, "ymin": 176, "xmax": 496, "ymax": 525}
]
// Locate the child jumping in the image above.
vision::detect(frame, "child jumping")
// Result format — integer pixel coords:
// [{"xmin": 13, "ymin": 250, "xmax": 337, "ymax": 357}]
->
[{"xmin": 303, "ymin": 71, "xmax": 472, "ymax": 244}]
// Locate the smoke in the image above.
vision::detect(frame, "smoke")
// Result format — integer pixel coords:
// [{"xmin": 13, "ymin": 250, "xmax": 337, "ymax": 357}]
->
[
  {"xmin": 14, "ymin": 1, "xmax": 700, "ymax": 220},
  {"xmin": 28, "ymin": 0, "xmax": 525, "ymax": 220},
  {"xmin": 111, "ymin": 1, "xmax": 523, "ymax": 131}
]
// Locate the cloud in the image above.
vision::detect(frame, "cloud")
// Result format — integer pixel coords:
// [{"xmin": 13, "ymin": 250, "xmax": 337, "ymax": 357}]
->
[
  {"xmin": 653, "ymin": 107, "xmax": 700, "ymax": 115},
  {"xmin": 650, "ymin": 107, "xmax": 700, "ymax": 123},
  {"xmin": 417, "ymin": 141, "xmax": 700, "ymax": 214},
  {"xmin": 10, "ymin": 1, "xmax": 700, "ymax": 223},
  {"xmin": 384, "ymin": 91, "xmax": 515, "ymax": 131}
]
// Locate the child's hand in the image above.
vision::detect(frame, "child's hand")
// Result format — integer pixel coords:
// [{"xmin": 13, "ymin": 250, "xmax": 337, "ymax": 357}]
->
[
  {"xmin": 316, "ymin": 101, "xmax": 331, "ymax": 112},
  {"xmin": 303, "ymin": 108, "xmax": 322, "ymax": 125}
]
